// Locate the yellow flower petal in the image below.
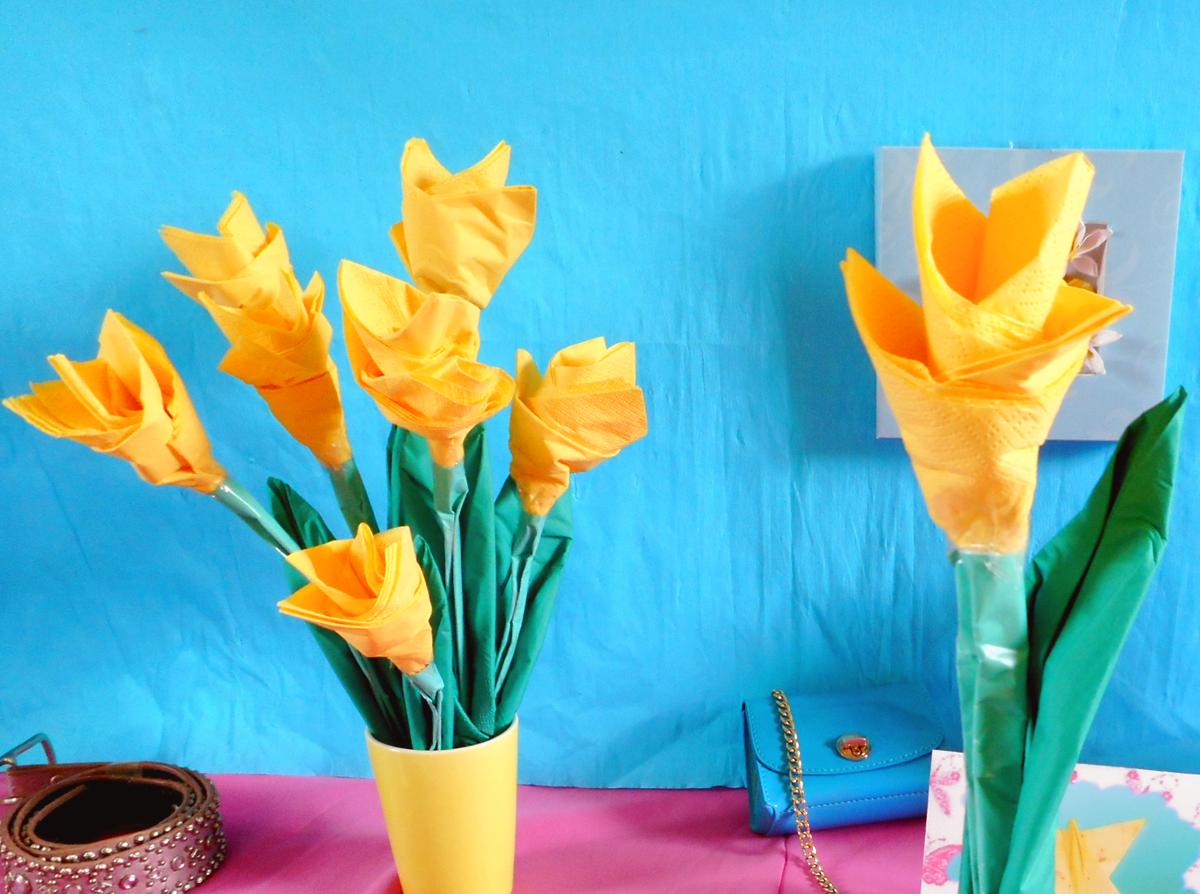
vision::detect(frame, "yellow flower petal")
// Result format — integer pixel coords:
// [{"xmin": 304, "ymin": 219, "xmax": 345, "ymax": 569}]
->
[
  {"xmin": 390, "ymin": 139, "xmax": 537, "ymax": 309},
  {"xmin": 279, "ymin": 524, "xmax": 434, "ymax": 675},
  {"xmin": 509, "ymin": 339, "xmax": 648, "ymax": 515},
  {"xmin": 161, "ymin": 193, "xmax": 351, "ymax": 468},
  {"xmin": 843, "ymin": 137, "xmax": 1131, "ymax": 551},
  {"xmin": 4, "ymin": 311, "xmax": 226, "ymax": 492},
  {"xmin": 339, "ymin": 259, "xmax": 513, "ymax": 466}
]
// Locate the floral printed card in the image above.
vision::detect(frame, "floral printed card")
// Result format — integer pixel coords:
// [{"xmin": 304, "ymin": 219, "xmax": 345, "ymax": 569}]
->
[{"xmin": 922, "ymin": 750, "xmax": 1200, "ymax": 893}]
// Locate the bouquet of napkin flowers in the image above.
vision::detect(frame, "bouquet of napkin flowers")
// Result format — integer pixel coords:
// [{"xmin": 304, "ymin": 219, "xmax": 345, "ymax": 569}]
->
[
  {"xmin": 843, "ymin": 135, "xmax": 1184, "ymax": 893},
  {"xmin": 6, "ymin": 138, "xmax": 648, "ymax": 752}
]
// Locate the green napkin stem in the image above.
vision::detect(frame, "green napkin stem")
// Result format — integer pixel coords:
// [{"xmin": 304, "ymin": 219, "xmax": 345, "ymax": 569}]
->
[
  {"xmin": 433, "ymin": 461, "xmax": 469, "ymax": 700},
  {"xmin": 953, "ymin": 549, "xmax": 1029, "ymax": 894},
  {"xmin": 495, "ymin": 511, "xmax": 546, "ymax": 691},
  {"xmin": 213, "ymin": 477, "xmax": 300, "ymax": 555},
  {"xmin": 328, "ymin": 458, "xmax": 379, "ymax": 533}
]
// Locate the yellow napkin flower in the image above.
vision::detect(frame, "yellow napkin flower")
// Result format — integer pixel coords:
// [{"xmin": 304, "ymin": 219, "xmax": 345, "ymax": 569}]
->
[
  {"xmin": 509, "ymin": 338, "xmax": 649, "ymax": 516},
  {"xmin": 843, "ymin": 136, "xmax": 1131, "ymax": 552},
  {"xmin": 161, "ymin": 192, "xmax": 352, "ymax": 469},
  {"xmin": 278, "ymin": 523, "xmax": 434, "ymax": 674},
  {"xmin": 1055, "ymin": 818, "xmax": 1145, "ymax": 893},
  {"xmin": 391, "ymin": 139, "xmax": 537, "ymax": 309},
  {"xmin": 339, "ymin": 259, "xmax": 514, "ymax": 467},
  {"xmin": 4, "ymin": 310, "xmax": 226, "ymax": 492}
]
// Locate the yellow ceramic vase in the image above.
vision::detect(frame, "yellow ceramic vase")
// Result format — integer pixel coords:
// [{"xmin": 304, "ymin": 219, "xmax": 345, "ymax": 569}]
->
[{"xmin": 366, "ymin": 719, "xmax": 519, "ymax": 894}]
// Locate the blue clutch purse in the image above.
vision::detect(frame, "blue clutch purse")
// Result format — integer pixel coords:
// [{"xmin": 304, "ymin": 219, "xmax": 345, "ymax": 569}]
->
[{"xmin": 742, "ymin": 683, "xmax": 943, "ymax": 835}]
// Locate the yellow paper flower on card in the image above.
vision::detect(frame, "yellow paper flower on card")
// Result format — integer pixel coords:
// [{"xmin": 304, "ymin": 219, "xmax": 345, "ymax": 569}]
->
[
  {"xmin": 1054, "ymin": 818, "xmax": 1144, "ymax": 894},
  {"xmin": 391, "ymin": 139, "xmax": 537, "ymax": 309},
  {"xmin": 161, "ymin": 192, "xmax": 352, "ymax": 469},
  {"xmin": 509, "ymin": 338, "xmax": 648, "ymax": 516},
  {"xmin": 842, "ymin": 136, "xmax": 1131, "ymax": 552},
  {"xmin": 4, "ymin": 311, "xmax": 226, "ymax": 492},
  {"xmin": 339, "ymin": 259, "xmax": 514, "ymax": 467},
  {"xmin": 279, "ymin": 524, "xmax": 434, "ymax": 675}
]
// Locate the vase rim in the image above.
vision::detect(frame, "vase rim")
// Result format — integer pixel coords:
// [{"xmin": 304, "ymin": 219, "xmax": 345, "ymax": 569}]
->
[{"xmin": 365, "ymin": 716, "xmax": 518, "ymax": 757}]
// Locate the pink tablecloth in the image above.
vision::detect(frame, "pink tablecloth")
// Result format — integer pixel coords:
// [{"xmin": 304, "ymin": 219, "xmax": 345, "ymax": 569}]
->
[{"xmin": 203, "ymin": 775, "xmax": 925, "ymax": 892}]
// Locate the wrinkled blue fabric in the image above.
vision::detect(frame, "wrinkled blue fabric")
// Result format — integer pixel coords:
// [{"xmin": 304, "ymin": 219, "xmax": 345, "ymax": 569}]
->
[{"xmin": 1, "ymin": 0, "xmax": 1198, "ymax": 788}]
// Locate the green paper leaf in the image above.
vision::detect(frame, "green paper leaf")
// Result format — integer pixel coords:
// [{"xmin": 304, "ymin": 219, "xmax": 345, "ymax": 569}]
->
[
  {"xmin": 459, "ymin": 426, "xmax": 499, "ymax": 736},
  {"xmin": 386, "ymin": 426, "xmax": 441, "ymax": 560},
  {"xmin": 495, "ymin": 478, "xmax": 573, "ymax": 730},
  {"xmin": 999, "ymin": 388, "xmax": 1187, "ymax": 894}
]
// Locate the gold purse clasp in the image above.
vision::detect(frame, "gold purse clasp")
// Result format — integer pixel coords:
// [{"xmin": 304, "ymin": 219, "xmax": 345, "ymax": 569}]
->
[{"xmin": 835, "ymin": 733, "xmax": 871, "ymax": 761}]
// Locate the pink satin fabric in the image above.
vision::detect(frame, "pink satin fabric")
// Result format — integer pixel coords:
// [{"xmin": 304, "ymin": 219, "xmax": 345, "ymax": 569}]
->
[{"xmin": 203, "ymin": 775, "xmax": 925, "ymax": 892}]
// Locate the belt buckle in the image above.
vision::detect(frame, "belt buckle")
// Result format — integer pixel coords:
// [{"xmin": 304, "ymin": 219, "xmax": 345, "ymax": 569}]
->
[{"xmin": 1, "ymin": 733, "xmax": 56, "ymax": 806}]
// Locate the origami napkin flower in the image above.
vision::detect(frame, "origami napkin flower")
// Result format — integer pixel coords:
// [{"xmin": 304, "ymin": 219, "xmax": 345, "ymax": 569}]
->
[
  {"xmin": 278, "ymin": 523, "xmax": 434, "ymax": 674},
  {"xmin": 391, "ymin": 139, "xmax": 537, "ymax": 309},
  {"xmin": 161, "ymin": 192, "xmax": 352, "ymax": 469},
  {"xmin": 843, "ymin": 136, "xmax": 1131, "ymax": 552},
  {"xmin": 1054, "ymin": 819, "xmax": 1144, "ymax": 894},
  {"xmin": 509, "ymin": 338, "xmax": 648, "ymax": 515},
  {"xmin": 4, "ymin": 311, "xmax": 226, "ymax": 492},
  {"xmin": 339, "ymin": 259, "xmax": 514, "ymax": 466}
]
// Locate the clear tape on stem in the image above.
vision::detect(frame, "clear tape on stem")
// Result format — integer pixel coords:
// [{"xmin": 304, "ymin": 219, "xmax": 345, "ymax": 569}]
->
[
  {"xmin": 212, "ymin": 478, "xmax": 300, "ymax": 555},
  {"xmin": 953, "ymin": 549, "xmax": 1029, "ymax": 894}
]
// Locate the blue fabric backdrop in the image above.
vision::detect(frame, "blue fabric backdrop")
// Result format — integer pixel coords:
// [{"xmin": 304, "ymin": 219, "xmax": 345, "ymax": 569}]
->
[{"xmin": 1, "ymin": 1, "xmax": 1196, "ymax": 787}]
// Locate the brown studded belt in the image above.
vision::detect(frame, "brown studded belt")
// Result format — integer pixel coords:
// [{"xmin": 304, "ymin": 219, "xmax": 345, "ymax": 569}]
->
[{"xmin": 1, "ymin": 735, "xmax": 226, "ymax": 894}]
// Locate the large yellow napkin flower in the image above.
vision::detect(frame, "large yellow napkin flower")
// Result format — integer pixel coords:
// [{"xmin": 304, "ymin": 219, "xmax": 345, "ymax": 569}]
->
[
  {"xmin": 161, "ymin": 192, "xmax": 352, "ymax": 469},
  {"xmin": 1054, "ymin": 818, "xmax": 1144, "ymax": 894},
  {"xmin": 509, "ymin": 338, "xmax": 648, "ymax": 516},
  {"xmin": 339, "ymin": 259, "xmax": 514, "ymax": 467},
  {"xmin": 279, "ymin": 523, "xmax": 434, "ymax": 674},
  {"xmin": 4, "ymin": 310, "xmax": 226, "ymax": 492},
  {"xmin": 843, "ymin": 136, "xmax": 1131, "ymax": 552},
  {"xmin": 391, "ymin": 139, "xmax": 537, "ymax": 309}
]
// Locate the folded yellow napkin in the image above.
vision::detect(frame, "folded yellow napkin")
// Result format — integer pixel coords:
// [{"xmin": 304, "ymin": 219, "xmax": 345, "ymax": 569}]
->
[
  {"xmin": 843, "ymin": 136, "xmax": 1131, "ymax": 552},
  {"xmin": 1055, "ymin": 818, "xmax": 1144, "ymax": 894},
  {"xmin": 161, "ymin": 192, "xmax": 352, "ymax": 469},
  {"xmin": 278, "ymin": 523, "xmax": 433, "ymax": 674},
  {"xmin": 338, "ymin": 259, "xmax": 514, "ymax": 467},
  {"xmin": 509, "ymin": 338, "xmax": 649, "ymax": 515},
  {"xmin": 391, "ymin": 139, "xmax": 537, "ymax": 309},
  {"xmin": 4, "ymin": 310, "xmax": 226, "ymax": 492}
]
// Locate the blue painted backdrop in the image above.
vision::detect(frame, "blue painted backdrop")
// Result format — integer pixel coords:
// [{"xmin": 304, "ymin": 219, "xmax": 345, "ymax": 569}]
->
[{"xmin": 1, "ymin": 1, "xmax": 1196, "ymax": 787}]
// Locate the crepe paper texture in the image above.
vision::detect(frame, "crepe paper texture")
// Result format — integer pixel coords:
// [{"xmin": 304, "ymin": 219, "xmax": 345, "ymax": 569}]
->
[
  {"xmin": 922, "ymin": 751, "xmax": 1200, "ymax": 894},
  {"xmin": 876, "ymin": 146, "xmax": 1183, "ymax": 443}
]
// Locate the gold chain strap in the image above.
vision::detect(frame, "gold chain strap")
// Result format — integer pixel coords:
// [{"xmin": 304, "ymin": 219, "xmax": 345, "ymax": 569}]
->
[{"xmin": 772, "ymin": 690, "xmax": 841, "ymax": 894}]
